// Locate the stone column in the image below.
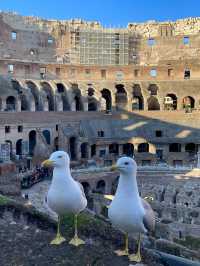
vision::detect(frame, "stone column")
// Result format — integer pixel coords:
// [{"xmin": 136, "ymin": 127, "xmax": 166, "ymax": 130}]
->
[
  {"xmin": 119, "ymin": 144, "xmax": 124, "ymax": 156},
  {"xmin": 111, "ymin": 91, "xmax": 116, "ymax": 111},
  {"xmin": 126, "ymin": 84, "xmax": 133, "ymax": 112},
  {"xmin": 30, "ymin": 99, "xmax": 36, "ymax": 111},
  {"xmin": 16, "ymin": 98, "xmax": 21, "ymax": 112},
  {"xmin": 2, "ymin": 100, "xmax": 6, "ymax": 111},
  {"xmin": 197, "ymin": 151, "xmax": 200, "ymax": 168}
]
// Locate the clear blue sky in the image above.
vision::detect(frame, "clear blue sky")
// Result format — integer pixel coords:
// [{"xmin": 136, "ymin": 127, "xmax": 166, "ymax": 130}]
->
[{"xmin": 0, "ymin": 0, "xmax": 200, "ymax": 27}]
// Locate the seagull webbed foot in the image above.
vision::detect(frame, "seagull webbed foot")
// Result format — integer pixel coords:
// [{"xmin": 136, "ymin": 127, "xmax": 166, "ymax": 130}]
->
[
  {"xmin": 128, "ymin": 252, "xmax": 142, "ymax": 263},
  {"xmin": 50, "ymin": 233, "xmax": 66, "ymax": 245},
  {"xmin": 115, "ymin": 249, "xmax": 129, "ymax": 256},
  {"xmin": 69, "ymin": 236, "xmax": 85, "ymax": 246}
]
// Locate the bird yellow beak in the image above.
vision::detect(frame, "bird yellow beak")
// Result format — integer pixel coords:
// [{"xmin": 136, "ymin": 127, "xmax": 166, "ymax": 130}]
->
[
  {"xmin": 42, "ymin": 159, "xmax": 54, "ymax": 167},
  {"xmin": 110, "ymin": 164, "xmax": 118, "ymax": 171}
]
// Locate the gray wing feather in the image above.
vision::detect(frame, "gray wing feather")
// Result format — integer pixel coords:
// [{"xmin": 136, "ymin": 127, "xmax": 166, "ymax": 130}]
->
[
  {"xmin": 141, "ymin": 198, "xmax": 155, "ymax": 232},
  {"xmin": 76, "ymin": 181, "xmax": 87, "ymax": 199}
]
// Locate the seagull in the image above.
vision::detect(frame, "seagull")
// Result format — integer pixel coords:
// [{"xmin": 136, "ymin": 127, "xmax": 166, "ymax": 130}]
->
[
  {"xmin": 42, "ymin": 151, "xmax": 87, "ymax": 246},
  {"xmin": 105, "ymin": 156, "xmax": 155, "ymax": 262}
]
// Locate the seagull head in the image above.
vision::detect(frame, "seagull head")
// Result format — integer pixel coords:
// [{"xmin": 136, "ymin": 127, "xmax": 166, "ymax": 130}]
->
[
  {"xmin": 42, "ymin": 151, "xmax": 70, "ymax": 168},
  {"xmin": 111, "ymin": 156, "xmax": 137, "ymax": 175}
]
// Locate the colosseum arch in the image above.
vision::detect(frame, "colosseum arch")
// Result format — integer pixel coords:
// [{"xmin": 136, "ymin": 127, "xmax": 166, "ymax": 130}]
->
[
  {"xmin": 81, "ymin": 182, "xmax": 91, "ymax": 197},
  {"xmin": 29, "ymin": 130, "xmax": 37, "ymax": 155},
  {"xmin": 123, "ymin": 143, "xmax": 134, "ymax": 157},
  {"xmin": 182, "ymin": 96, "xmax": 195, "ymax": 109},
  {"xmin": 69, "ymin": 136, "xmax": 77, "ymax": 160},
  {"xmin": 169, "ymin": 143, "xmax": 181, "ymax": 152},
  {"xmin": 16, "ymin": 139, "xmax": 23, "ymax": 156},
  {"xmin": 20, "ymin": 94, "xmax": 30, "ymax": 111},
  {"xmin": 148, "ymin": 84, "xmax": 159, "ymax": 95},
  {"xmin": 132, "ymin": 84, "xmax": 144, "ymax": 110},
  {"xmin": 0, "ymin": 97, "xmax": 2, "ymax": 111},
  {"xmin": 185, "ymin": 143, "xmax": 197, "ymax": 153},
  {"xmin": 56, "ymin": 83, "xmax": 70, "ymax": 111},
  {"xmin": 115, "ymin": 84, "xmax": 128, "ymax": 110},
  {"xmin": 42, "ymin": 130, "xmax": 51, "ymax": 145},
  {"xmin": 96, "ymin": 180, "xmax": 106, "ymax": 194},
  {"xmin": 164, "ymin": 93, "xmax": 177, "ymax": 110},
  {"xmin": 147, "ymin": 96, "xmax": 160, "ymax": 110},
  {"xmin": 81, "ymin": 142, "xmax": 89, "ymax": 158},
  {"xmin": 26, "ymin": 81, "xmax": 41, "ymax": 111},
  {"xmin": 40, "ymin": 82, "xmax": 55, "ymax": 111},
  {"xmin": 138, "ymin": 143, "xmax": 149, "ymax": 153},
  {"xmin": 72, "ymin": 84, "xmax": 84, "ymax": 111},
  {"xmin": 101, "ymin": 89, "xmax": 112, "ymax": 111},
  {"xmin": 6, "ymin": 96, "xmax": 16, "ymax": 111}
]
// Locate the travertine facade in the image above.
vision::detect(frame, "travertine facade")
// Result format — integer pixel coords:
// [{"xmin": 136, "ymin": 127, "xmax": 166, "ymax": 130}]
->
[{"xmin": 0, "ymin": 12, "xmax": 200, "ymax": 167}]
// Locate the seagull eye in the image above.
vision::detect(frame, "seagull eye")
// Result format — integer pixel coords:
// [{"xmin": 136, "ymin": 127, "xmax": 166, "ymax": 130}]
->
[
  {"xmin": 124, "ymin": 162, "xmax": 129, "ymax": 165},
  {"xmin": 58, "ymin": 155, "xmax": 63, "ymax": 158}
]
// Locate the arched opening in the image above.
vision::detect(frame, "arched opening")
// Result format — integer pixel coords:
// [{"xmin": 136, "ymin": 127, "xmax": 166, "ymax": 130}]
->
[
  {"xmin": 73, "ymin": 85, "xmax": 84, "ymax": 111},
  {"xmin": 185, "ymin": 143, "xmax": 197, "ymax": 154},
  {"xmin": 81, "ymin": 142, "xmax": 89, "ymax": 159},
  {"xmin": 111, "ymin": 176, "xmax": 119, "ymax": 195},
  {"xmin": 147, "ymin": 96, "xmax": 160, "ymax": 110},
  {"xmin": 109, "ymin": 143, "xmax": 119, "ymax": 155},
  {"xmin": 29, "ymin": 130, "xmax": 36, "ymax": 156},
  {"xmin": 26, "ymin": 81, "xmax": 41, "ymax": 111},
  {"xmin": 56, "ymin": 83, "xmax": 70, "ymax": 111},
  {"xmin": 54, "ymin": 137, "xmax": 59, "ymax": 151},
  {"xmin": 12, "ymin": 80, "xmax": 21, "ymax": 92},
  {"xmin": 6, "ymin": 96, "xmax": 16, "ymax": 111},
  {"xmin": 21, "ymin": 94, "xmax": 29, "ymax": 111},
  {"xmin": 183, "ymin": 96, "xmax": 195, "ymax": 109},
  {"xmin": 164, "ymin": 94, "xmax": 177, "ymax": 110},
  {"xmin": 115, "ymin": 84, "xmax": 127, "ymax": 110},
  {"xmin": 91, "ymin": 144, "xmax": 96, "ymax": 157},
  {"xmin": 0, "ymin": 98, "xmax": 2, "ymax": 110},
  {"xmin": 138, "ymin": 143, "xmax": 149, "ymax": 153},
  {"xmin": 169, "ymin": 143, "xmax": 181, "ymax": 152},
  {"xmin": 123, "ymin": 143, "xmax": 134, "ymax": 156},
  {"xmin": 101, "ymin": 89, "xmax": 112, "ymax": 111},
  {"xmin": 5, "ymin": 140, "xmax": 12, "ymax": 158},
  {"xmin": 41, "ymin": 82, "xmax": 55, "ymax": 111},
  {"xmin": 42, "ymin": 130, "xmax": 51, "ymax": 145},
  {"xmin": 81, "ymin": 182, "xmax": 91, "ymax": 197},
  {"xmin": 132, "ymin": 85, "xmax": 144, "ymax": 110},
  {"xmin": 96, "ymin": 180, "xmax": 106, "ymax": 194},
  {"xmin": 148, "ymin": 84, "xmax": 158, "ymax": 95},
  {"xmin": 69, "ymin": 136, "xmax": 77, "ymax": 160},
  {"xmin": 16, "ymin": 139, "xmax": 23, "ymax": 155}
]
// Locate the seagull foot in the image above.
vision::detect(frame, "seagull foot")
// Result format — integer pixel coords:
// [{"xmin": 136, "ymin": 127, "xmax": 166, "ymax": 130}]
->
[
  {"xmin": 69, "ymin": 236, "xmax": 85, "ymax": 246},
  {"xmin": 115, "ymin": 249, "xmax": 129, "ymax": 257},
  {"xmin": 128, "ymin": 253, "xmax": 142, "ymax": 263},
  {"xmin": 50, "ymin": 234, "xmax": 66, "ymax": 245}
]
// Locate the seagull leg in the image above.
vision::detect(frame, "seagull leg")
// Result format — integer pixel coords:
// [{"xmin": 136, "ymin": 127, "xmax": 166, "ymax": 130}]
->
[
  {"xmin": 115, "ymin": 233, "xmax": 129, "ymax": 256},
  {"xmin": 69, "ymin": 214, "xmax": 85, "ymax": 246},
  {"xmin": 129, "ymin": 234, "xmax": 142, "ymax": 262},
  {"xmin": 50, "ymin": 215, "xmax": 66, "ymax": 245}
]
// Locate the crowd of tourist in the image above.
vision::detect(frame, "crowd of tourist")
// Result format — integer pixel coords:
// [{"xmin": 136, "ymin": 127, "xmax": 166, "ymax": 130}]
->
[{"xmin": 20, "ymin": 165, "xmax": 52, "ymax": 189}]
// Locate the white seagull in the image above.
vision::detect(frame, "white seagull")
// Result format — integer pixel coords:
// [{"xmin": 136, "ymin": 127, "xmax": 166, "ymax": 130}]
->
[
  {"xmin": 105, "ymin": 156, "xmax": 155, "ymax": 262},
  {"xmin": 42, "ymin": 151, "xmax": 87, "ymax": 246}
]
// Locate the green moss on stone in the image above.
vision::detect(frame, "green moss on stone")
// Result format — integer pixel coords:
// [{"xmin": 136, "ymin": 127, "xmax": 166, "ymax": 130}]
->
[
  {"xmin": 174, "ymin": 236, "xmax": 200, "ymax": 250},
  {"xmin": 0, "ymin": 194, "xmax": 10, "ymax": 205}
]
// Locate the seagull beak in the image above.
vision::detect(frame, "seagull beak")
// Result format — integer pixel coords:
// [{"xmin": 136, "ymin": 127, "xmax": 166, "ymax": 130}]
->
[
  {"xmin": 42, "ymin": 159, "xmax": 54, "ymax": 168},
  {"xmin": 110, "ymin": 165, "xmax": 118, "ymax": 171}
]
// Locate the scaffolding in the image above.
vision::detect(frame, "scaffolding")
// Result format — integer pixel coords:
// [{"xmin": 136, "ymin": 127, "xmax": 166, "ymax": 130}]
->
[{"xmin": 69, "ymin": 26, "xmax": 129, "ymax": 65}]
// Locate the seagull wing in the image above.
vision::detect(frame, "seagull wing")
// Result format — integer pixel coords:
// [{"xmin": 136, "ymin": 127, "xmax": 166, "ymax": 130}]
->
[
  {"xmin": 76, "ymin": 181, "xmax": 87, "ymax": 200},
  {"xmin": 141, "ymin": 198, "xmax": 155, "ymax": 232}
]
